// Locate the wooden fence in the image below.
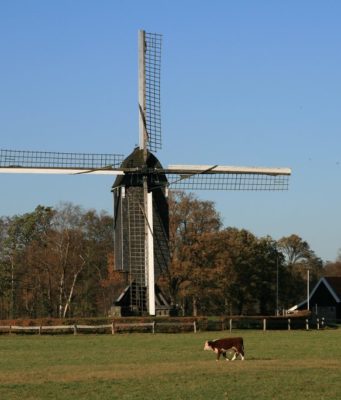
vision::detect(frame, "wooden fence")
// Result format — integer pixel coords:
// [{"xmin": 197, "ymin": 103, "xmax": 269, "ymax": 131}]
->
[
  {"xmin": 0, "ymin": 321, "xmax": 197, "ymax": 335},
  {"xmin": 0, "ymin": 315, "xmax": 324, "ymax": 335},
  {"xmin": 220, "ymin": 316, "xmax": 325, "ymax": 331}
]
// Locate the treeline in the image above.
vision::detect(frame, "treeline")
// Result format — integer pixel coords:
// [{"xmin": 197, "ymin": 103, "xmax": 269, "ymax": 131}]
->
[
  {"xmin": 0, "ymin": 193, "xmax": 334, "ymax": 319},
  {"xmin": 162, "ymin": 192, "xmax": 325, "ymax": 316},
  {"xmin": 0, "ymin": 203, "xmax": 120, "ymax": 320}
]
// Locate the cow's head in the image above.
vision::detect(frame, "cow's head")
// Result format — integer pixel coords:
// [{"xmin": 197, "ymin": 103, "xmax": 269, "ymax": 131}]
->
[{"xmin": 204, "ymin": 340, "xmax": 213, "ymax": 351}]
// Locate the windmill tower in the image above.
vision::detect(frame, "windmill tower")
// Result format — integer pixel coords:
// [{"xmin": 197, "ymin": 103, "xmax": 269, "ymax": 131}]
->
[{"xmin": 0, "ymin": 30, "xmax": 291, "ymax": 316}]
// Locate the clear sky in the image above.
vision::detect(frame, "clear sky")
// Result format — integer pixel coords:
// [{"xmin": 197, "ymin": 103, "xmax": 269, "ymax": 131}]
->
[{"xmin": 1, "ymin": 1, "xmax": 340, "ymax": 262}]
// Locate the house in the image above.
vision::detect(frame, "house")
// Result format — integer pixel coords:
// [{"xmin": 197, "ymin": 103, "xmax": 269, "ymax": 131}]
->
[{"xmin": 288, "ymin": 276, "xmax": 341, "ymax": 322}]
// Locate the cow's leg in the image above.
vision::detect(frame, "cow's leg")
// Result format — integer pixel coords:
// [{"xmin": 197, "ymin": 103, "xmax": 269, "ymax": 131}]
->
[
  {"xmin": 216, "ymin": 350, "xmax": 221, "ymax": 361},
  {"xmin": 230, "ymin": 346, "xmax": 238, "ymax": 361},
  {"xmin": 239, "ymin": 346, "xmax": 245, "ymax": 360},
  {"xmin": 222, "ymin": 351, "xmax": 229, "ymax": 361}
]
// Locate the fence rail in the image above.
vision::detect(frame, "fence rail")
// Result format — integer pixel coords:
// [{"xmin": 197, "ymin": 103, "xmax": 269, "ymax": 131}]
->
[
  {"xmin": 0, "ymin": 324, "xmax": 112, "ymax": 335},
  {"xmin": 0, "ymin": 316, "xmax": 324, "ymax": 335},
  {"xmin": 0, "ymin": 321, "xmax": 197, "ymax": 335},
  {"xmin": 221, "ymin": 317, "xmax": 325, "ymax": 331}
]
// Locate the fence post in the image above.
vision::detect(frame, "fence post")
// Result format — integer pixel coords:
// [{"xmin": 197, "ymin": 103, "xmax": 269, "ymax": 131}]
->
[
  {"xmin": 152, "ymin": 321, "xmax": 155, "ymax": 334},
  {"xmin": 74, "ymin": 324, "xmax": 77, "ymax": 335},
  {"xmin": 305, "ymin": 319, "xmax": 309, "ymax": 330},
  {"xmin": 288, "ymin": 318, "xmax": 291, "ymax": 331},
  {"xmin": 229, "ymin": 319, "xmax": 232, "ymax": 333},
  {"xmin": 316, "ymin": 318, "xmax": 320, "ymax": 330},
  {"xmin": 193, "ymin": 321, "xmax": 197, "ymax": 333},
  {"xmin": 111, "ymin": 322, "xmax": 114, "ymax": 335},
  {"xmin": 39, "ymin": 325, "xmax": 42, "ymax": 335},
  {"xmin": 263, "ymin": 318, "xmax": 267, "ymax": 331}
]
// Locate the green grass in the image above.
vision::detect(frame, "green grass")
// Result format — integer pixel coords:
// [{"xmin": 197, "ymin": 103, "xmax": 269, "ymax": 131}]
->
[{"xmin": 0, "ymin": 330, "xmax": 340, "ymax": 399}]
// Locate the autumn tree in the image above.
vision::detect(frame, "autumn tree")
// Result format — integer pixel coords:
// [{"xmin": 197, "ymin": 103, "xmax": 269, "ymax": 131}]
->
[
  {"xmin": 77, "ymin": 209, "xmax": 115, "ymax": 316},
  {"xmin": 0, "ymin": 203, "xmax": 115, "ymax": 319},
  {"xmin": 0, "ymin": 197, "xmax": 327, "ymax": 319},
  {"xmin": 0, "ymin": 206, "xmax": 55, "ymax": 318},
  {"xmin": 47, "ymin": 203, "xmax": 116, "ymax": 318},
  {"xmin": 162, "ymin": 191, "xmax": 222, "ymax": 314},
  {"xmin": 0, "ymin": 216, "xmax": 12, "ymax": 318},
  {"xmin": 250, "ymin": 236, "xmax": 283, "ymax": 315},
  {"xmin": 216, "ymin": 228, "xmax": 261, "ymax": 315},
  {"xmin": 164, "ymin": 192, "xmax": 303, "ymax": 316},
  {"xmin": 277, "ymin": 234, "xmax": 323, "ymax": 307},
  {"xmin": 323, "ymin": 249, "xmax": 341, "ymax": 277},
  {"xmin": 324, "ymin": 262, "xmax": 341, "ymax": 276},
  {"xmin": 204, "ymin": 230, "xmax": 286, "ymax": 316}
]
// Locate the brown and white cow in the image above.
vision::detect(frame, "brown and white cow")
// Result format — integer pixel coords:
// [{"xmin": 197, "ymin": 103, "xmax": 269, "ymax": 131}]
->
[{"xmin": 204, "ymin": 337, "xmax": 245, "ymax": 361}]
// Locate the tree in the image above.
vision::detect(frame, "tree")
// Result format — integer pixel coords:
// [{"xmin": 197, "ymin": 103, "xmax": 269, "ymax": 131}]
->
[
  {"xmin": 176, "ymin": 232, "xmax": 225, "ymax": 316},
  {"xmin": 49, "ymin": 203, "xmax": 115, "ymax": 318},
  {"xmin": 250, "ymin": 236, "xmax": 283, "ymax": 315},
  {"xmin": 0, "ymin": 206, "xmax": 55, "ymax": 318},
  {"xmin": 0, "ymin": 203, "xmax": 115, "ymax": 319},
  {"xmin": 324, "ymin": 250, "xmax": 341, "ymax": 276},
  {"xmin": 0, "ymin": 216, "xmax": 12, "ymax": 319},
  {"xmin": 78, "ymin": 209, "xmax": 115, "ymax": 316},
  {"xmin": 218, "ymin": 228, "xmax": 260, "ymax": 315},
  {"xmin": 277, "ymin": 234, "xmax": 323, "ymax": 308},
  {"xmin": 162, "ymin": 191, "xmax": 222, "ymax": 314},
  {"xmin": 0, "ymin": 197, "xmax": 326, "ymax": 318},
  {"xmin": 324, "ymin": 261, "xmax": 341, "ymax": 277},
  {"xmin": 277, "ymin": 234, "xmax": 312, "ymax": 266}
]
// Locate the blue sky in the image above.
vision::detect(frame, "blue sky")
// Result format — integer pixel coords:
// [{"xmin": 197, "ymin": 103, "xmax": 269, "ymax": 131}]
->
[{"xmin": 0, "ymin": 1, "xmax": 340, "ymax": 262}]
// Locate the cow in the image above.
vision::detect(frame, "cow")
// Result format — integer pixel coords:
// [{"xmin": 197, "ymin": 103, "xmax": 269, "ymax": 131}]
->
[{"xmin": 204, "ymin": 337, "xmax": 245, "ymax": 361}]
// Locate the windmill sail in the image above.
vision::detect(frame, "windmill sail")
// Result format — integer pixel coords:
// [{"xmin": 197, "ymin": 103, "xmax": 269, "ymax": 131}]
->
[
  {"xmin": 136, "ymin": 30, "xmax": 164, "ymax": 315},
  {"xmin": 0, "ymin": 149, "xmax": 124, "ymax": 175},
  {"xmin": 139, "ymin": 30, "xmax": 162, "ymax": 153},
  {"xmin": 165, "ymin": 164, "xmax": 291, "ymax": 190}
]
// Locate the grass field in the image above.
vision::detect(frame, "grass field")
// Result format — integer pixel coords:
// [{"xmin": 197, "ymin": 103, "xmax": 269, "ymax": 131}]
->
[{"xmin": 0, "ymin": 329, "xmax": 340, "ymax": 399}]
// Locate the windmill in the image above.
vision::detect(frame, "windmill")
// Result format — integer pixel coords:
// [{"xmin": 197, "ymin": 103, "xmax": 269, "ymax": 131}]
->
[{"xmin": 0, "ymin": 30, "xmax": 291, "ymax": 316}]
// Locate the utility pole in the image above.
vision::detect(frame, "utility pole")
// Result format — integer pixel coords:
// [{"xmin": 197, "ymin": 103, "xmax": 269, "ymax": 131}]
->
[
  {"xmin": 307, "ymin": 268, "xmax": 310, "ymax": 310},
  {"xmin": 276, "ymin": 253, "xmax": 279, "ymax": 316}
]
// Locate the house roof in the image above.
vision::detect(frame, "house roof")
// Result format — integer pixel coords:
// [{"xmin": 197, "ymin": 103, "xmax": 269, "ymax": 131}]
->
[
  {"xmin": 288, "ymin": 276, "xmax": 341, "ymax": 312},
  {"xmin": 324, "ymin": 276, "xmax": 341, "ymax": 300}
]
